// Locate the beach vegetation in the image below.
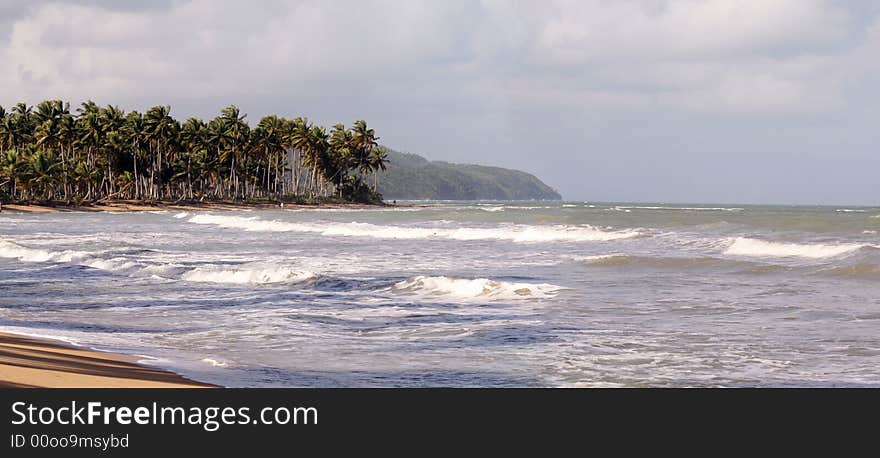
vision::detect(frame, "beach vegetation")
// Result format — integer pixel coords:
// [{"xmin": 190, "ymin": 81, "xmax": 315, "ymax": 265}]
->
[{"xmin": 0, "ymin": 101, "xmax": 387, "ymax": 205}]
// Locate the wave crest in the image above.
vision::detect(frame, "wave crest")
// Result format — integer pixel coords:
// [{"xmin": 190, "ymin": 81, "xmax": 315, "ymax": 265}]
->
[
  {"xmin": 724, "ymin": 237, "xmax": 868, "ymax": 259},
  {"xmin": 390, "ymin": 275, "xmax": 563, "ymax": 300},
  {"xmin": 0, "ymin": 240, "xmax": 98, "ymax": 264},
  {"xmin": 0, "ymin": 240, "xmax": 314, "ymax": 285},
  {"xmin": 181, "ymin": 266, "xmax": 317, "ymax": 284},
  {"xmin": 187, "ymin": 214, "xmax": 639, "ymax": 243}
]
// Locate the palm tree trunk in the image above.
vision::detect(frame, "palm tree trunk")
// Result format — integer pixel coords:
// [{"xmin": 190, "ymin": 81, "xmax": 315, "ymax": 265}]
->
[
  {"xmin": 187, "ymin": 156, "xmax": 193, "ymax": 199},
  {"xmin": 292, "ymin": 150, "xmax": 301, "ymax": 196},
  {"xmin": 132, "ymin": 147, "xmax": 139, "ymax": 199},
  {"xmin": 150, "ymin": 142, "xmax": 156, "ymax": 199},
  {"xmin": 60, "ymin": 145, "xmax": 69, "ymax": 202}
]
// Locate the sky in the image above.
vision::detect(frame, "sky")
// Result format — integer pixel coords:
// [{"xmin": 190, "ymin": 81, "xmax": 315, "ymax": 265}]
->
[{"xmin": 1, "ymin": 0, "xmax": 879, "ymax": 205}]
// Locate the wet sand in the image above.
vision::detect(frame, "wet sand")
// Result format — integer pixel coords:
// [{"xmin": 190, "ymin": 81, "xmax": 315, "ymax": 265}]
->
[{"xmin": 0, "ymin": 332, "xmax": 217, "ymax": 388}]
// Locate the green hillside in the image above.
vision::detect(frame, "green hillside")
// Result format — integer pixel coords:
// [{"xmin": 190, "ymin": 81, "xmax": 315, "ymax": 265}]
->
[{"xmin": 376, "ymin": 149, "xmax": 562, "ymax": 200}]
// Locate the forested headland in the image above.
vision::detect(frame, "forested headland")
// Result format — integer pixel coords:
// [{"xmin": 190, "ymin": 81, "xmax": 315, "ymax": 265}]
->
[{"xmin": 376, "ymin": 149, "xmax": 562, "ymax": 200}]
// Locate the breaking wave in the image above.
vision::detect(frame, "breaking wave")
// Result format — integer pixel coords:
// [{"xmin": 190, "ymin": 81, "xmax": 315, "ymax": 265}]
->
[
  {"xmin": 187, "ymin": 214, "xmax": 639, "ymax": 242},
  {"xmin": 570, "ymin": 254, "xmax": 624, "ymax": 262},
  {"xmin": 615, "ymin": 206, "xmax": 744, "ymax": 212},
  {"xmin": 181, "ymin": 266, "xmax": 317, "ymax": 284},
  {"xmin": 0, "ymin": 240, "xmax": 93, "ymax": 263},
  {"xmin": 723, "ymin": 237, "xmax": 869, "ymax": 259},
  {"xmin": 569, "ymin": 253, "xmax": 750, "ymax": 269},
  {"xmin": 0, "ymin": 240, "xmax": 314, "ymax": 285},
  {"xmin": 389, "ymin": 275, "xmax": 564, "ymax": 300}
]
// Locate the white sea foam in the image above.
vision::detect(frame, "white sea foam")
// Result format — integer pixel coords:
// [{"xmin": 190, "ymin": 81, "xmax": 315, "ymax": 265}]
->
[
  {"xmin": 0, "ymin": 240, "xmax": 315, "ymax": 285},
  {"xmin": 0, "ymin": 240, "xmax": 92, "ymax": 263},
  {"xmin": 446, "ymin": 226, "xmax": 639, "ymax": 242},
  {"xmin": 390, "ymin": 275, "xmax": 564, "ymax": 300},
  {"xmin": 80, "ymin": 257, "xmax": 143, "ymax": 273},
  {"xmin": 283, "ymin": 206, "xmax": 426, "ymax": 213},
  {"xmin": 187, "ymin": 214, "xmax": 639, "ymax": 243},
  {"xmin": 202, "ymin": 358, "xmax": 229, "ymax": 367},
  {"xmin": 723, "ymin": 237, "xmax": 867, "ymax": 259},
  {"xmin": 836, "ymin": 209, "xmax": 867, "ymax": 213},
  {"xmin": 173, "ymin": 212, "xmax": 190, "ymax": 219},
  {"xmin": 0, "ymin": 240, "xmax": 185, "ymax": 277},
  {"xmin": 0, "ymin": 327, "xmax": 84, "ymax": 347},
  {"xmin": 181, "ymin": 265, "xmax": 317, "ymax": 284},
  {"xmin": 567, "ymin": 254, "xmax": 625, "ymax": 262},
  {"xmin": 617, "ymin": 206, "xmax": 744, "ymax": 212}
]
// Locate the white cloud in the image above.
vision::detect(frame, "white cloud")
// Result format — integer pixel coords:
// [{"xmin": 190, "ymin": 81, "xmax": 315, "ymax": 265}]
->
[
  {"xmin": 1, "ymin": 0, "xmax": 879, "ymax": 202},
  {"xmin": 536, "ymin": 0, "xmax": 852, "ymax": 63},
  {"xmin": 0, "ymin": 0, "xmax": 871, "ymax": 116},
  {"xmin": 0, "ymin": 0, "xmax": 472, "ymax": 102}
]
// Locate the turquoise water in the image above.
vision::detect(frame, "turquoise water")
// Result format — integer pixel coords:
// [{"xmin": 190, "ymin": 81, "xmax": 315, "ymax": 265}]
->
[{"xmin": 1, "ymin": 201, "xmax": 879, "ymax": 386}]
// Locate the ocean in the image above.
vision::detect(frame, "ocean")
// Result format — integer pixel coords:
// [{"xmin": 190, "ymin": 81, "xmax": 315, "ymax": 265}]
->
[{"xmin": 1, "ymin": 201, "xmax": 879, "ymax": 387}]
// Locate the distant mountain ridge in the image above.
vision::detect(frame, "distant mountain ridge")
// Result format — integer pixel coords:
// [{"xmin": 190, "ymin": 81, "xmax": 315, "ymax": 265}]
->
[{"xmin": 376, "ymin": 148, "xmax": 562, "ymax": 200}]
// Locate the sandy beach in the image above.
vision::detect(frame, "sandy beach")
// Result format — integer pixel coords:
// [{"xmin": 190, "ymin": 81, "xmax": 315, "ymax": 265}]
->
[
  {"xmin": 0, "ymin": 200, "xmax": 390, "ymax": 214},
  {"xmin": 0, "ymin": 332, "xmax": 216, "ymax": 388}
]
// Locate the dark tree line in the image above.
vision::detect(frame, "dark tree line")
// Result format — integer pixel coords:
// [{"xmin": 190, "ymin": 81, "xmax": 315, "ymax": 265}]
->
[{"xmin": 0, "ymin": 101, "xmax": 388, "ymax": 203}]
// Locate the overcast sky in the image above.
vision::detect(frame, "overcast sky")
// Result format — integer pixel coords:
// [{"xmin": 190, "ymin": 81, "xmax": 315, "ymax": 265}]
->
[{"xmin": 2, "ymin": 0, "xmax": 879, "ymax": 204}]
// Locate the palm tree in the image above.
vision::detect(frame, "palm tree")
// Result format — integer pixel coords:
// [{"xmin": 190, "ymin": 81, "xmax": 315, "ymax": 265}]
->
[
  {"xmin": 0, "ymin": 105, "xmax": 5, "ymax": 147},
  {"xmin": 76, "ymin": 108, "xmax": 104, "ymax": 199},
  {"xmin": 0, "ymin": 99, "xmax": 382, "ymax": 204},
  {"xmin": 328, "ymin": 123, "xmax": 354, "ymax": 195},
  {"xmin": 0, "ymin": 106, "xmax": 12, "ymax": 152},
  {"xmin": 180, "ymin": 117, "xmax": 208, "ymax": 199},
  {"xmin": 220, "ymin": 105, "xmax": 249, "ymax": 198},
  {"xmin": 124, "ymin": 111, "xmax": 148, "ymax": 199},
  {"xmin": 77, "ymin": 104, "xmax": 102, "ymax": 166},
  {"xmin": 0, "ymin": 149, "xmax": 23, "ymax": 200},
  {"xmin": 205, "ymin": 118, "xmax": 232, "ymax": 197},
  {"xmin": 57, "ymin": 113, "xmax": 78, "ymax": 201},
  {"xmin": 286, "ymin": 119, "xmax": 316, "ymax": 196},
  {"xmin": 370, "ymin": 147, "xmax": 389, "ymax": 191},
  {"xmin": 12, "ymin": 103, "xmax": 34, "ymax": 140},
  {"xmin": 350, "ymin": 120, "xmax": 380, "ymax": 189},
  {"xmin": 145, "ymin": 105, "xmax": 176, "ymax": 199},
  {"xmin": 283, "ymin": 117, "xmax": 311, "ymax": 196},
  {"xmin": 253, "ymin": 115, "xmax": 286, "ymax": 196},
  {"xmin": 307, "ymin": 125, "xmax": 330, "ymax": 197},
  {"xmin": 24, "ymin": 148, "xmax": 59, "ymax": 201},
  {"xmin": 97, "ymin": 105, "xmax": 126, "ymax": 196},
  {"xmin": 2, "ymin": 103, "xmax": 35, "ymax": 152}
]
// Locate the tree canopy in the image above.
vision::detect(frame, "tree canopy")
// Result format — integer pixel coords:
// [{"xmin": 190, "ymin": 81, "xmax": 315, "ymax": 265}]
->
[{"xmin": 0, "ymin": 101, "xmax": 388, "ymax": 204}]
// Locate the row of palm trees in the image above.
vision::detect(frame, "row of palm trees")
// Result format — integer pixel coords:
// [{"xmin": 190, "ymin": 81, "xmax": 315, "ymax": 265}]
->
[{"xmin": 0, "ymin": 100, "xmax": 388, "ymax": 204}]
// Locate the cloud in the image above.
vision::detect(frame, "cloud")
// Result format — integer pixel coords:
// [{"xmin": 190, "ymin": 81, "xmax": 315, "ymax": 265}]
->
[
  {"xmin": 536, "ymin": 0, "xmax": 852, "ymax": 62},
  {"xmin": 1, "ymin": 0, "xmax": 879, "ymax": 203},
  {"xmin": 0, "ymin": 1, "xmax": 478, "ymax": 101},
  {"xmin": 0, "ymin": 0, "xmax": 869, "ymax": 113}
]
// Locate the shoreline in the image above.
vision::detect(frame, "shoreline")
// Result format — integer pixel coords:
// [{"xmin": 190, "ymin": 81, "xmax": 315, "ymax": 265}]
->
[
  {"xmin": 0, "ymin": 331, "xmax": 218, "ymax": 388},
  {"xmin": 0, "ymin": 199, "xmax": 394, "ymax": 213}
]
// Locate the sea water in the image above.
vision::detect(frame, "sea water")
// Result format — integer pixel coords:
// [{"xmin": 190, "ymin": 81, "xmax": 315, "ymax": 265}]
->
[{"xmin": 1, "ymin": 201, "xmax": 879, "ymax": 387}]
